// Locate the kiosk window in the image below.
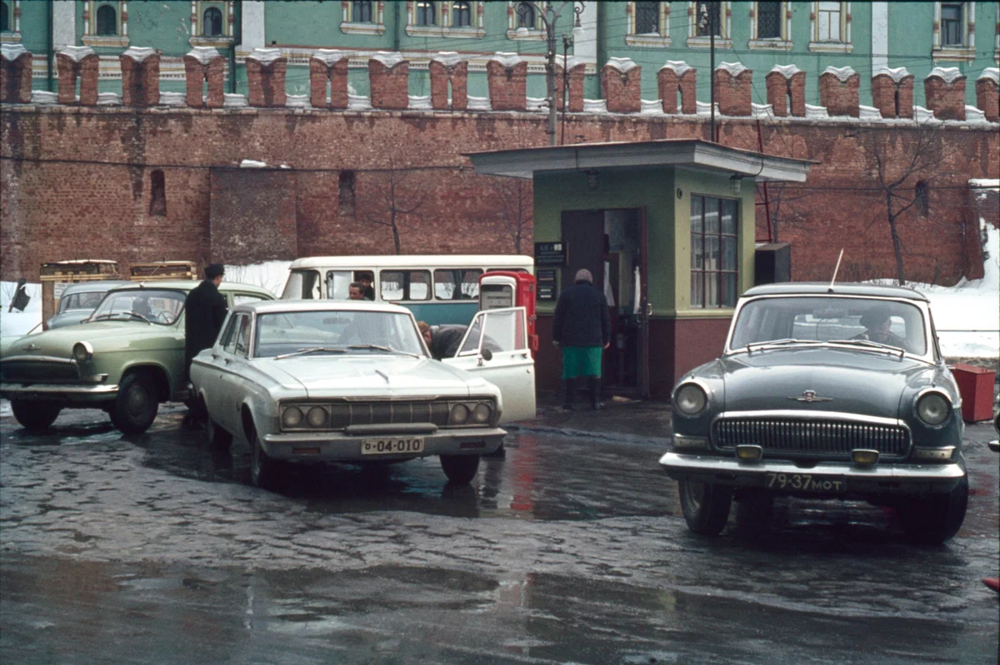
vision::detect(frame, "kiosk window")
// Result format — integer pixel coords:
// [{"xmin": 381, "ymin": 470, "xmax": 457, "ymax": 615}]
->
[
  {"xmin": 380, "ymin": 270, "xmax": 431, "ymax": 301},
  {"xmin": 434, "ymin": 269, "xmax": 482, "ymax": 300}
]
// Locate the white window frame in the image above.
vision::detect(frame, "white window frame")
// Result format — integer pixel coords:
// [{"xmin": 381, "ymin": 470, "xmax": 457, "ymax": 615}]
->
[
  {"xmin": 342, "ymin": 0, "xmax": 387, "ymax": 36},
  {"xmin": 809, "ymin": 1, "xmax": 853, "ymax": 52},
  {"xmin": 626, "ymin": 1, "xmax": 671, "ymax": 47},
  {"xmin": 686, "ymin": 1, "xmax": 733, "ymax": 49},
  {"xmin": 932, "ymin": 1, "xmax": 977, "ymax": 61},
  {"xmin": 0, "ymin": 0, "xmax": 22, "ymax": 44},
  {"xmin": 82, "ymin": 0, "xmax": 129, "ymax": 48},
  {"xmin": 748, "ymin": 1, "xmax": 793, "ymax": 51},
  {"xmin": 408, "ymin": 1, "xmax": 485, "ymax": 38},
  {"xmin": 189, "ymin": 1, "xmax": 235, "ymax": 48}
]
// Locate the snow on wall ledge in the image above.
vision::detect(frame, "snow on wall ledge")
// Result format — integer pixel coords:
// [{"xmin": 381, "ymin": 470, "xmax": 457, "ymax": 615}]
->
[{"xmin": 2, "ymin": 46, "xmax": 997, "ymax": 125}]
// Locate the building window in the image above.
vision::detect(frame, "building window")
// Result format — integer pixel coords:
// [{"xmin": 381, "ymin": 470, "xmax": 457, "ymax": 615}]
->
[
  {"xmin": 453, "ymin": 0, "xmax": 471, "ymax": 27},
  {"xmin": 809, "ymin": 1, "xmax": 851, "ymax": 52},
  {"xmin": 352, "ymin": 0, "xmax": 373, "ymax": 23},
  {"xmin": 516, "ymin": 2, "xmax": 536, "ymax": 28},
  {"xmin": 635, "ymin": 1, "xmax": 660, "ymax": 33},
  {"xmin": 416, "ymin": 0, "xmax": 436, "ymax": 26},
  {"xmin": 697, "ymin": 1, "xmax": 722, "ymax": 36},
  {"xmin": 940, "ymin": 2, "xmax": 963, "ymax": 45},
  {"xmin": 816, "ymin": 1, "xmax": 842, "ymax": 40},
  {"xmin": 627, "ymin": 1, "xmax": 670, "ymax": 46},
  {"xmin": 0, "ymin": 2, "xmax": 9, "ymax": 33},
  {"xmin": 756, "ymin": 2, "xmax": 781, "ymax": 38},
  {"xmin": 339, "ymin": 171, "xmax": 355, "ymax": 216},
  {"xmin": 149, "ymin": 170, "xmax": 167, "ymax": 217},
  {"xmin": 691, "ymin": 195, "xmax": 739, "ymax": 309},
  {"xmin": 96, "ymin": 4, "xmax": 117, "ymax": 36},
  {"xmin": 202, "ymin": 7, "xmax": 223, "ymax": 37}
]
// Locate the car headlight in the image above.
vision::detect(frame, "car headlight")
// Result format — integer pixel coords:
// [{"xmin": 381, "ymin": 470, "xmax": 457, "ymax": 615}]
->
[
  {"xmin": 472, "ymin": 403, "xmax": 492, "ymax": 424},
  {"xmin": 916, "ymin": 392, "xmax": 950, "ymax": 426},
  {"xmin": 450, "ymin": 403, "xmax": 470, "ymax": 425},
  {"xmin": 72, "ymin": 342, "xmax": 93, "ymax": 363},
  {"xmin": 282, "ymin": 406, "xmax": 304, "ymax": 428},
  {"xmin": 674, "ymin": 383, "xmax": 707, "ymax": 416},
  {"xmin": 306, "ymin": 406, "xmax": 327, "ymax": 428}
]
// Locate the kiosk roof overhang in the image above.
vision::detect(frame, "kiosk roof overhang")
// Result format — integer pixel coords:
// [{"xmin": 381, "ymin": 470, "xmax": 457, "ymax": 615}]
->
[{"xmin": 465, "ymin": 139, "xmax": 815, "ymax": 183}]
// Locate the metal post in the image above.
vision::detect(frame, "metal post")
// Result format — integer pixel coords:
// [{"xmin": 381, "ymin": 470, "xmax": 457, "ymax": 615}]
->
[
  {"xmin": 709, "ymin": 12, "xmax": 716, "ymax": 143},
  {"xmin": 561, "ymin": 34, "xmax": 572, "ymax": 146}
]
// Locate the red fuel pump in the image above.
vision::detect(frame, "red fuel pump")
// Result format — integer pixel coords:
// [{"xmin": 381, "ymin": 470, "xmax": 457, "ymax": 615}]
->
[{"xmin": 479, "ymin": 271, "xmax": 538, "ymax": 352}]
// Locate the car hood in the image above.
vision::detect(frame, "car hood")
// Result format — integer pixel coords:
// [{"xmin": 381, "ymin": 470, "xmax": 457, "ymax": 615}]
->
[
  {"xmin": 720, "ymin": 348, "xmax": 933, "ymax": 419},
  {"xmin": 254, "ymin": 355, "xmax": 489, "ymax": 399},
  {"xmin": 1, "ymin": 321, "xmax": 179, "ymax": 357}
]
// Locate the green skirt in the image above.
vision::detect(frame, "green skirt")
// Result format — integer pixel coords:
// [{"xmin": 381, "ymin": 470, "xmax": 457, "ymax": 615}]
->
[{"xmin": 561, "ymin": 346, "xmax": 603, "ymax": 379}]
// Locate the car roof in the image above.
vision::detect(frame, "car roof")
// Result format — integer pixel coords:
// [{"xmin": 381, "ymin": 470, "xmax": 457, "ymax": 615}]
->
[
  {"xmin": 105, "ymin": 280, "xmax": 274, "ymax": 296},
  {"xmin": 235, "ymin": 299, "xmax": 413, "ymax": 315},
  {"xmin": 59, "ymin": 280, "xmax": 132, "ymax": 295},
  {"xmin": 743, "ymin": 282, "xmax": 929, "ymax": 302}
]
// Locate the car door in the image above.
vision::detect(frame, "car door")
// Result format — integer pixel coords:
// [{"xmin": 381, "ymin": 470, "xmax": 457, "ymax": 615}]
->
[
  {"xmin": 216, "ymin": 313, "xmax": 254, "ymax": 433},
  {"xmin": 442, "ymin": 307, "xmax": 536, "ymax": 423},
  {"xmin": 198, "ymin": 313, "xmax": 238, "ymax": 419}
]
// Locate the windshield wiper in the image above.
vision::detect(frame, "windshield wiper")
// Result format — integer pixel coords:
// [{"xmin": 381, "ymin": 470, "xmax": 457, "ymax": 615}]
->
[
  {"xmin": 89, "ymin": 311, "xmax": 151, "ymax": 324},
  {"xmin": 828, "ymin": 339, "xmax": 906, "ymax": 357},
  {"xmin": 274, "ymin": 346, "xmax": 347, "ymax": 360},
  {"xmin": 347, "ymin": 344, "xmax": 421, "ymax": 358},
  {"xmin": 745, "ymin": 338, "xmax": 821, "ymax": 354}
]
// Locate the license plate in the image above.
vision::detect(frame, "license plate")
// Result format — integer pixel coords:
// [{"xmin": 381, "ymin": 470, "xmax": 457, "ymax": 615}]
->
[
  {"xmin": 361, "ymin": 438, "xmax": 425, "ymax": 455},
  {"xmin": 766, "ymin": 473, "xmax": 846, "ymax": 493}
]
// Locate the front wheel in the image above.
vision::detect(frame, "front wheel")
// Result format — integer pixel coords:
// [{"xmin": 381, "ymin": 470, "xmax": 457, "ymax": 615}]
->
[
  {"xmin": 110, "ymin": 372, "xmax": 159, "ymax": 435},
  {"xmin": 678, "ymin": 481, "xmax": 733, "ymax": 536},
  {"xmin": 11, "ymin": 400, "xmax": 61, "ymax": 432},
  {"xmin": 440, "ymin": 454, "xmax": 480, "ymax": 485},
  {"xmin": 896, "ymin": 477, "xmax": 968, "ymax": 545},
  {"xmin": 250, "ymin": 429, "xmax": 283, "ymax": 491}
]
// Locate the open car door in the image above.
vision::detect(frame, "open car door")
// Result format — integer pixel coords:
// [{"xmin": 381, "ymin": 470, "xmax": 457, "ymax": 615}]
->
[{"xmin": 443, "ymin": 307, "xmax": 536, "ymax": 423}]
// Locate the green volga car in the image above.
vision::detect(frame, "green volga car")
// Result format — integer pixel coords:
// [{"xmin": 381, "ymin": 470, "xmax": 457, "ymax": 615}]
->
[{"xmin": 0, "ymin": 280, "xmax": 273, "ymax": 434}]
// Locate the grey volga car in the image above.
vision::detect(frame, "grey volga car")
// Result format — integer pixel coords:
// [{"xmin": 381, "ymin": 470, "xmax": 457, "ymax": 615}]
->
[
  {"xmin": 46, "ymin": 281, "xmax": 132, "ymax": 329},
  {"xmin": 190, "ymin": 300, "xmax": 536, "ymax": 490},
  {"xmin": 660, "ymin": 283, "xmax": 967, "ymax": 544}
]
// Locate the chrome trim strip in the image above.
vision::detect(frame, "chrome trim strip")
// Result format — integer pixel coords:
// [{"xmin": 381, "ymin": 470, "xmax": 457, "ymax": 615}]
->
[
  {"xmin": 1, "ymin": 355, "xmax": 77, "ymax": 365},
  {"xmin": 659, "ymin": 452, "xmax": 964, "ymax": 482},
  {"xmin": 714, "ymin": 410, "xmax": 904, "ymax": 427},
  {"xmin": 344, "ymin": 423, "xmax": 439, "ymax": 435},
  {"xmin": 0, "ymin": 382, "xmax": 119, "ymax": 395}
]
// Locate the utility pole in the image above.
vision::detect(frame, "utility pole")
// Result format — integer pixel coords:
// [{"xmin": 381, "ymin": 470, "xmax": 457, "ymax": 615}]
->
[
  {"xmin": 561, "ymin": 33, "xmax": 573, "ymax": 145},
  {"xmin": 699, "ymin": 3, "xmax": 716, "ymax": 143},
  {"xmin": 515, "ymin": 2, "xmax": 585, "ymax": 147}
]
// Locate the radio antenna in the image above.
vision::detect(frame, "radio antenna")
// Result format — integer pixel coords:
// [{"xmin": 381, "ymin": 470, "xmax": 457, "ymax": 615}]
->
[{"xmin": 828, "ymin": 249, "xmax": 844, "ymax": 293}]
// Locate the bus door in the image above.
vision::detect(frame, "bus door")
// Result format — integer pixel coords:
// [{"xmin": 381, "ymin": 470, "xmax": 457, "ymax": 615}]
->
[{"xmin": 443, "ymin": 306, "xmax": 536, "ymax": 423}]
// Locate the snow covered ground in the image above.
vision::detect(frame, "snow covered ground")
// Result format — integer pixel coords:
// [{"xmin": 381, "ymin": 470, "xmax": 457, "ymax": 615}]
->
[{"xmin": 2, "ymin": 225, "xmax": 998, "ymax": 361}]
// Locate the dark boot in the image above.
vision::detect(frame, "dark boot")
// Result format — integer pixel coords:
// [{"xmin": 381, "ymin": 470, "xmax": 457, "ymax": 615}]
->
[
  {"xmin": 588, "ymin": 377, "xmax": 603, "ymax": 410},
  {"xmin": 561, "ymin": 378, "xmax": 576, "ymax": 410}
]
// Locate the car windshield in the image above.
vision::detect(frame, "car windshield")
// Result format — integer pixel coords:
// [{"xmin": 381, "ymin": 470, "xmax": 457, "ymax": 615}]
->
[
  {"xmin": 729, "ymin": 296, "xmax": 928, "ymax": 355},
  {"xmin": 88, "ymin": 289, "xmax": 186, "ymax": 325},
  {"xmin": 58, "ymin": 291, "xmax": 106, "ymax": 313},
  {"xmin": 255, "ymin": 310, "xmax": 425, "ymax": 358}
]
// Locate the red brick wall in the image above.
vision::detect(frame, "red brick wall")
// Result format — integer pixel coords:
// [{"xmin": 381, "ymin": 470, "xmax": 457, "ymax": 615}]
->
[
  {"xmin": 209, "ymin": 169, "xmax": 297, "ymax": 264},
  {"xmin": 924, "ymin": 76, "xmax": 966, "ymax": 121},
  {"xmin": 1, "ymin": 107, "xmax": 997, "ymax": 286}
]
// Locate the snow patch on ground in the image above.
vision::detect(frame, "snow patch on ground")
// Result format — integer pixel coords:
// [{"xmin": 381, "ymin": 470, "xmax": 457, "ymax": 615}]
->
[
  {"xmin": 223, "ymin": 261, "xmax": 291, "ymax": 297},
  {"xmin": 0, "ymin": 283, "xmax": 43, "ymax": 338}
]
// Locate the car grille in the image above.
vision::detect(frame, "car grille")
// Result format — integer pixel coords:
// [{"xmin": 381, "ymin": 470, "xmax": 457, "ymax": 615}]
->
[
  {"xmin": 0, "ymin": 359, "xmax": 80, "ymax": 384},
  {"xmin": 712, "ymin": 417, "xmax": 911, "ymax": 459},
  {"xmin": 327, "ymin": 401, "xmax": 452, "ymax": 430}
]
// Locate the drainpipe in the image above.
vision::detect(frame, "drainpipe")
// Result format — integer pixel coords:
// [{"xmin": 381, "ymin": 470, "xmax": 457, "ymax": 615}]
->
[
  {"xmin": 392, "ymin": 1, "xmax": 400, "ymax": 53},
  {"xmin": 47, "ymin": 0, "xmax": 54, "ymax": 92}
]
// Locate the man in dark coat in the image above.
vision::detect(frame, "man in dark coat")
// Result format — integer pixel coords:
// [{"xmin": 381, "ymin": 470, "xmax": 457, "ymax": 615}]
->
[
  {"xmin": 419, "ymin": 321, "xmax": 468, "ymax": 360},
  {"xmin": 184, "ymin": 263, "xmax": 228, "ymax": 383},
  {"xmin": 552, "ymin": 268, "xmax": 611, "ymax": 410}
]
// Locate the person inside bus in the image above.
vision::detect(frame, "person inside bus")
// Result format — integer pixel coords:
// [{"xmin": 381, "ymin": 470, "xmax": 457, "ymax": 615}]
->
[
  {"xmin": 356, "ymin": 272, "xmax": 376, "ymax": 300},
  {"xmin": 348, "ymin": 282, "xmax": 366, "ymax": 301}
]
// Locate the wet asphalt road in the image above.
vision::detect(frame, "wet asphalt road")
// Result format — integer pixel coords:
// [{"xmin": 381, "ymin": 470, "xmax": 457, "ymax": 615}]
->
[{"xmin": 1, "ymin": 403, "xmax": 998, "ymax": 665}]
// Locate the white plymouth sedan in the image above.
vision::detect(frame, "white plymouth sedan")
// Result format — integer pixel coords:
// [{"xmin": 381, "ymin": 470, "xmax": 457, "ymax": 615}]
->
[{"xmin": 190, "ymin": 300, "xmax": 536, "ymax": 490}]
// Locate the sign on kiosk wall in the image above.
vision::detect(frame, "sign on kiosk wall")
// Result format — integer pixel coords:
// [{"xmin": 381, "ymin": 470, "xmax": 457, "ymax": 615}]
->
[{"xmin": 479, "ymin": 272, "xmax": 538, "ymax": 352}]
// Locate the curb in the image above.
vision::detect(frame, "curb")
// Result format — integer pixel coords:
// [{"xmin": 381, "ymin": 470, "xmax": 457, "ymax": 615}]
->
[{"xmin": 505, "ymin": 421, "xmax": 671, "ymax": 447}]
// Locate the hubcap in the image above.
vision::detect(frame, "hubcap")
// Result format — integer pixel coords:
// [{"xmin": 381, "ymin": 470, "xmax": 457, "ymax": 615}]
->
[
  {"xmin": 684, "ymin": 482, "xmax": 705, "ymax": 511},
  {"xmin": 127, "ymin": 385, "xmax": 150, "ymax": 417}
]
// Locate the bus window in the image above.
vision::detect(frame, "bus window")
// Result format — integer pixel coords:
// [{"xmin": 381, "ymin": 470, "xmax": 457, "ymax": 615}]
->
[
  {"xmin": 325, "ymin": 271, "xmax": 354, "ymax": 300},
  {"xmin": 434, "ymin": 269, "xmax": 482, "ymax": 301},
  {"xmin": 282, "ymin": 270, "xmax": 321, "ymax": 299},
  {"xmin": 380, "ymin": 270, "xmax": 432, "ymax": 302}
]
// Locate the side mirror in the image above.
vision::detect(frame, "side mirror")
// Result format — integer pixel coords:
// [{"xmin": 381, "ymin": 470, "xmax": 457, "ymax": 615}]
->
[{"xmin": 480, "ymin": 348, "xmax": 493, "ymax": 362}]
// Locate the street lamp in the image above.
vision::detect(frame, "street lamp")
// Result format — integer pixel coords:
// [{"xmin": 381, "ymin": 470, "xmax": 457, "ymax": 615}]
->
[{"xmin": 514, "ymin": 1, "xmax": 585, "ymax": 147}]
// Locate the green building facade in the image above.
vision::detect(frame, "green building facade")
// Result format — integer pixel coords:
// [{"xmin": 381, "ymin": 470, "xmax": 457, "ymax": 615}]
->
[{"xmin": 2, "ymin": 1, "xmax": 998, "ymax": 104}]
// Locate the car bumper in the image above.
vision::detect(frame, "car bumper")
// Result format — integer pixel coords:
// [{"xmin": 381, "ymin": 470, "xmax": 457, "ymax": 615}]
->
[
  {"xmin": 261, "ymin": 427, "xmax": 506, "ymax": 462},
  {"xmin": 658, "ymin": 452, "xmax": 966, "ymax": 494},
  {"xmin": 0, "ymin": 382, "xmax": 118, "ymax": 403}
]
